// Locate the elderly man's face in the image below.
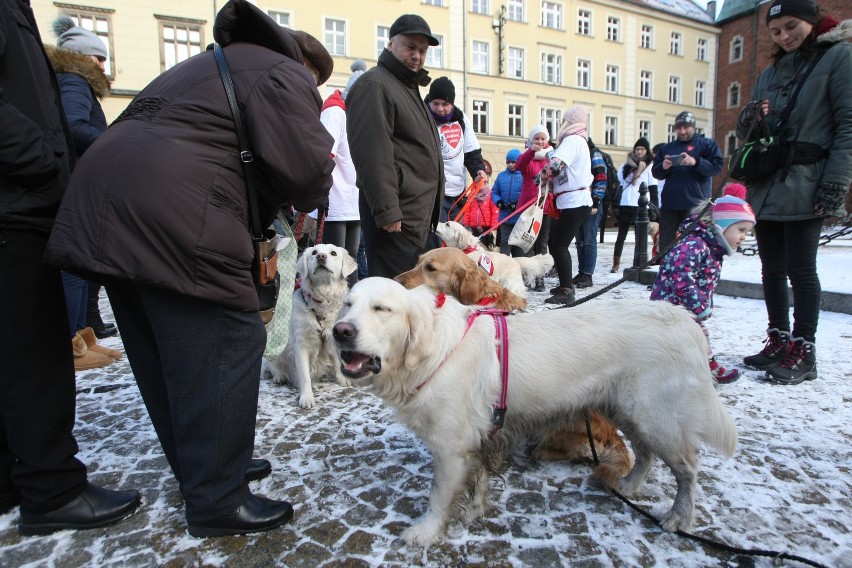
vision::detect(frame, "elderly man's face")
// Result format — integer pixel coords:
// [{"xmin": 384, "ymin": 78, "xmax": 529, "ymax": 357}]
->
[
  {"xmin": 675, "ymin": 124, "xmax": 695, "ymax": 142},
  {"xmin": 388, "ymin": 34, "xmax": 430, "ymax": 72}
]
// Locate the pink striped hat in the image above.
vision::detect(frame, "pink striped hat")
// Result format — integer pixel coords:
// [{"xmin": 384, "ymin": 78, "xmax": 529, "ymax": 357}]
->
[{"xmin": 713, "ymin": 183, "xmax": 755, "ymax": 231}]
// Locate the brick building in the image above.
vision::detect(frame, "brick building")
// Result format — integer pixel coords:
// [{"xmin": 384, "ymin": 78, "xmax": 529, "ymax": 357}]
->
[{"xmin": 714, "ymin": 0, "xmax": 852, "ymax": 186}]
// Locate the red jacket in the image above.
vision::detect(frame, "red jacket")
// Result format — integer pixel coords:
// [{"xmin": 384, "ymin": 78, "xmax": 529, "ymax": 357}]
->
[
  {"xmin": 463, "ymin": 195, "xmax": 498, "ymax": 230},
  {"xmin": 516, "ymin": 147, "xmax": 549, "ymax": 209}
]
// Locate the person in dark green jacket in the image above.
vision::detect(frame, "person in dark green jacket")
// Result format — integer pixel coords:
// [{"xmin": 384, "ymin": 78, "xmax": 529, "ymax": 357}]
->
[
  {"xmin": 737, "ymin": 0, "xmax": 851, "ymax": 385},
  {"xmin": 347, "ymin": 14, "xmax": 444, "ymax": 278}
]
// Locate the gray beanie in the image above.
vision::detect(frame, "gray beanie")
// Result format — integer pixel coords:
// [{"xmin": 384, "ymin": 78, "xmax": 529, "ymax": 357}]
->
[
  {"xmin": 53, "ymin": 16, "xmax": 108, "ymax": 59},
  {"xmin": 346, "ymin": 60, "xmax": 367, "ymax": 93}
]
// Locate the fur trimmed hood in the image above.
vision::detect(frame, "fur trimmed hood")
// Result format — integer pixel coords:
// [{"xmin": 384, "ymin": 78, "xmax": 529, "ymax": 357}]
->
[
  {"xmin": 45, "ymin": 45, "xmax": 109, "ymax": 98},
  {"xmin": 817, "ymin": 19, "xmax": 852, "ymax": 44}
]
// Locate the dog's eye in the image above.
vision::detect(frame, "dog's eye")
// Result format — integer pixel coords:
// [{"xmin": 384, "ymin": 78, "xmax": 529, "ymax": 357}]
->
[
  {"xmin": 373, "ymin": 305, "xmax": 391, "ymax": 313},
  {"xmin": 330, "ymin": 251, "xmax": 337, "ymax": 256},
  {"xmin": 311, "ymin": 250, "xmax": 317, "ymax": 255},
  {"xmin": 426, "ymin": 263, "xmax": 436, "ymax": 272}
]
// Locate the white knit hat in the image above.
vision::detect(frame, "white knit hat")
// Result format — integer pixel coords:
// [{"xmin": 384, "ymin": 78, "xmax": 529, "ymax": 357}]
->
[
  {"xmin": 53, "ymin": 16, "xmax": 107, "ymax": 59},
  {"xmin": 346, "ymin": 60, "xmax": 367, "ymax": 93}
]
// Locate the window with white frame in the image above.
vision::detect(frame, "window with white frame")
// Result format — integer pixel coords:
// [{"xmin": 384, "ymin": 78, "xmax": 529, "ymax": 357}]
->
[
  {"xmin": 576, "ymin": 59, "xmax": 590, "ymax": 89},
  {"xmin": 640, "ymin": 24, "xmax": 653, "ymax": 49},
  {"xmin": 604, "ymin": 116, "xmax": 618, "ymax": 146},
  {"xmin": 158, "ymin": 18, "xmax": 203, "ymax": 72},
  {"xmin": 507, "ymin": 0, "xmax": 524, "ymax": 21},
  {"xmin": 324, "ymin": 18, "xmax": 346, "ymax": 56},
  {"xmin": 638, "ymin": 119, "xmax": 651, "ymax": 141},
  {"xmin": 605, "ymin": 64, "xmax": 619, "ymax": 93},
  {"xmin": 541, "ymin": 52, "xmax": 562, "ymax": 85},
  {"xmin": 667, "ymin": 123, "xmax": 676, "ymax": 142},
  {"xmin": 697, "ymin": 38, "xmax": 708, "ymax": 61},
  {"xmin": 472, "ymin": 0, "xmax": 489, "ymax": 14},
  {"xmin": 728, "ymin": 82, "xmax": 740, "ymax": 108},
  {"xmin": 577, "ymin": 9, "xmax": 591, "ymax": 36},
  {"xmin": 376, "ymin": 26, "xmax": 389, "ymax": 59},
  {"xmin": 426, "ymin": 34, "xmax": 443, "ymax": 68},
  {"xmin": 606, "ymin": 16, "xmax": 620, "ymax": 42},
  {"xmin": 669, "ymin": 31, "xmax": 682, "ymax": 56},
  {"xmin": 726, "ymin": 132, "xmax": 738, "ymax": 156},
  {"xmin": 268, "ymin": 10, "xmax": 290, "ymax": 28},
  {"xmin": 423, "ymin": 0, "xmax": 443, "ymax": 5},
  {"xmin": 730, "ymin": 36, "xmax": 744, "ymax": 62},
  {"xmin": 541, "ymin": 107, "xmax": 561, "ymax": 141},
  {"xmin": 472, "ymin": 41, "xmax": 489, "ymax": 74},
  {"xmin": 472, "ymin": 100, "xmax": 488, "ymax": 133},
  {"xmin": 668, "ymin": 76, "xmax": 681, "ymax": 103},
  {"xmin": 508, "ymin": 104, "xmax": 524, "ymax": 137},
  {"xmin": 695, "ymin": 80, "xmax": 706, "ymax": 107},
  {"xmin": 66, "ymin": 10, "xmax": 114, "ymax": 76},
  {"xmin": 640, "ymin": 70, "xmax": 652, "ymax": 99},
  {"xmin": 508, "ymin": 46, "xmax": 524, "ymax": 79},
  {"xmin": 541, "ymin": 2, "xmax": 562, "ymax": 29}
]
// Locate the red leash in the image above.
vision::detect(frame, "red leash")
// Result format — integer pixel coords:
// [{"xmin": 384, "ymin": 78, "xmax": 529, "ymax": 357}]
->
[{"xmin": 477, "ymin": 196, "xmax": 537, "ymax": 239}]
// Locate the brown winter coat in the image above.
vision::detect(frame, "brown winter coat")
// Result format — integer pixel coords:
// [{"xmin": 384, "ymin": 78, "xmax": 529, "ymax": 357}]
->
[{"xmin": 45, "ymin": 1, "xmax": 334, "ymax": 311}]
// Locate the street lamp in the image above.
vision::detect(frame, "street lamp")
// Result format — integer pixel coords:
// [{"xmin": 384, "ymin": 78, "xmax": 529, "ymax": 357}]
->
[{"xmin": 492, "ymin": 4, "xmax": 506, "ymax": 75}]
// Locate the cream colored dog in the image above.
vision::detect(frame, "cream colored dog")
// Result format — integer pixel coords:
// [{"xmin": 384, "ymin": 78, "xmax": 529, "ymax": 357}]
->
[
  {"xmin": 435, "ymin": 221, "xmax": 553, "ymax": 297},
  {"xmin": 262, "ymin": 244, "xmax": 357, "ymax": 408},
  {"xmin": 332, "ymin": 278, "xmax": 737, "ymax": 547}
]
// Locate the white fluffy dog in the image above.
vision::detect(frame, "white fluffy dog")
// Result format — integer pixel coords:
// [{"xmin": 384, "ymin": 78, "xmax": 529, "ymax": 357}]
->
[
  {"xmin": 263, "ymin": 244, "xmax": 357, "ymax": 408},
  {"xmin": 332, "ymin": 278, "xmax": 737, "ymax": 547},
  {"xmin": 435, "ymin": 221, "xmax": 553, "ymax": 297}
]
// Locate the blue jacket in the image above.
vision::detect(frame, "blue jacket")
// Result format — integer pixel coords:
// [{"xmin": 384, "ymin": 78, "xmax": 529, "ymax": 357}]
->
[
  {"xmin": 651, "ymin": 134, "xmax": 723, "ymax": 211},
  {"xmin": 490, "ymin": 168, "xmax": 523, "ymax": 224}
]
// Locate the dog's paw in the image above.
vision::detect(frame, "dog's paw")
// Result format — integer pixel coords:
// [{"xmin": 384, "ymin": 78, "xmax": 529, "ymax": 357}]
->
[
  {"xmin": 298, "ymin": 392, "xmax": 316, "ymax": 409},
  {"xmin": 660, "ymin": 509, "xmax": 693, "ymax": 533},
  {"xmin": 401, "ymin": 522, "xmax": 443, "ymax": 547},
  {"xmin": 335, "ymin": 375, "xmax": 352, "ymax": 388},
  {"xmin": 261, "ymin": 357, "xmax": 285, "ymax": 385}
]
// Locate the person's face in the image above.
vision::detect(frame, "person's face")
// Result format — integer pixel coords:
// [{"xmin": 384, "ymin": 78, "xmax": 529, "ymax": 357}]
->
[
  {"xmin": 723, "ymin": 221, "xmax": 753, "ymax": 250},
  {"xmin": 634, "ymin": 146, "xmax": 648, "ymax": 158},
  {"xmin": 388, "ymin": 34, "xmax": 430, "ymax": 72},
  {"xmin": 429, "ymin": 99, "xmax": 453, "ymax": 117},
  {"xmin": 90, "ymin": 55, "xmax": 106, "ymax": 71},
  {"xmin": 675, "ymin": 124, "xmax": 695, "ymax": 142},
  {"xmin": 506, "ymin": 160, "xmax": 517, "ymax": 171},
  {"xmin": 768, "ymin": 16, "xmax": 814, "ymax": 53},
  {"xmin": 532, "ymin": 132, "xmax": 549, "ymax": 146}
]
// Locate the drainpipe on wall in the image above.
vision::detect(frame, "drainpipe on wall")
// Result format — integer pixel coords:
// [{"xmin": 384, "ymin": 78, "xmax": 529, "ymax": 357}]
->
[{"xmin": 462, "ymin": 4, "xmax": 468, "ymax": 111}]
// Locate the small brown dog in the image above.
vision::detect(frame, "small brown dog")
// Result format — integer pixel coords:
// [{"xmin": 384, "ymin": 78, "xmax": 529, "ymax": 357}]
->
[
  {"xmin": 396, "ymin": 247, "xmax": 527, "ymax": 312},
  {"xmin": 531, "ymin": 412, "xmax": 633, "ymax": 489}
]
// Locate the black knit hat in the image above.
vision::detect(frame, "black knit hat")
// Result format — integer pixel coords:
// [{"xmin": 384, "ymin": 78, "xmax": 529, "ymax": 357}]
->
[
  {"xmin": 426, "ymin": 76, "xmax": 455, "ymax": 104},
  {"xmin": 634, "ymin": 137, "xmax": 651, "ymax": 153},
  {"xmin": 766, "ymin": 0, "xmax": 819, "ymax": 25}
]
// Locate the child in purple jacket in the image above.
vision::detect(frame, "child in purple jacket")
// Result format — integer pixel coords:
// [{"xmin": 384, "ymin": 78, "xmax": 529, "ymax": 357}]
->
[{"xmin": 651, "ymin": 184, "xmax": 755, "ymax": 383}]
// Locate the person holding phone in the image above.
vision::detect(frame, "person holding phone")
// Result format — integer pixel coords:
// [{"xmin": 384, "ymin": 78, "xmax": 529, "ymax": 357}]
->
[{"xmin": 651, "ymin": 111, "xmax": 724, "ymax": 252}]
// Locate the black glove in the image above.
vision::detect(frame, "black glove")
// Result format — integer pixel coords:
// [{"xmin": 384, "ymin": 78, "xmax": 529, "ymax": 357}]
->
[
  {"xmin": 814, "ymin": 182, "xmax": 847, "ymax": 217},
  {"xmin": 496, "ymin": 200, "xmax": 505, "ymax": 210},
  {"xmin": 509, "ymin": 202, "xmax": 516, "ymax": 211}
]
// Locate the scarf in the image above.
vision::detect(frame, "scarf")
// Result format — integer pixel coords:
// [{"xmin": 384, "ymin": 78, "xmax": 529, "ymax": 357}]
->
[
  {"xmin": 622, "ymin": 152, "xmax": 648, "ymax": 185},
  {"xmin": 557, "ymin": 122, "xmax": 588, "ymax": 144}
]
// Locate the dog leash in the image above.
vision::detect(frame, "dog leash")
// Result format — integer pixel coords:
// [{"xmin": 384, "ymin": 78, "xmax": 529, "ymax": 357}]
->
[{"xmin": 464, "ymin": 309, "xmax": 510, "ymax": 435}]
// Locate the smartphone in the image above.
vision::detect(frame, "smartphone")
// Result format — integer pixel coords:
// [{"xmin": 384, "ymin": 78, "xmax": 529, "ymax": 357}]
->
[{"xmin": 666, "ymin": 154, "xmax": 685, "ymax": 165}]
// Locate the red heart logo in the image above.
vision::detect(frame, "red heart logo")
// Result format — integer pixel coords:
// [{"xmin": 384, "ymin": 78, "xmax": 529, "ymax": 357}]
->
[{"xmin": 440, "ymin": 123, "xmax": 463, "ymax": 150}]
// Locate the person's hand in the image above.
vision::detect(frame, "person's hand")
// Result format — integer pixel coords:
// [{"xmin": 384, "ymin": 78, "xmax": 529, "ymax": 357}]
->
[
  {"xmin": 382, "ymin": 221, "xmax": 402, "ymax": 233},
  {"xmin": 662, "ymin": 157, "xmax": 672, "ymax": 170},
  {"xmin": 759, "ymin": 99, "xmax": 770, "ymax": 118},
  {"xmin": 680, "ymin": 154, "xmax": 697, "ymax": 167},
  {"xmin": 590, "ymin": 207, "xmax": 598, "ymax": 216},
  {"xmin": 814, "ymin": 182, "xmax": 847, "ymax": 217},
  {"xmin": 530, "ymin": 142, "xmax": 544, "ymax": 152},
  {"xmin": 496, "ymin": 200, "xmax": 505, "ymax": 209}
]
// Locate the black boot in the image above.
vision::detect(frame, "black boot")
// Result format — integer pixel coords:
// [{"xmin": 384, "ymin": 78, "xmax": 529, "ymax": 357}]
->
[
  {"xmin": 19, "ymin": 483, "xmax": 141, "ymax": 536},
  {"xmin": 765, "ymin": 338, "xmax": 817, "ymax": 385},
  {"xmin": 245, "ymin": 459, "xmax": 272, "ymax": 482},
  {"xmin": 187, "ymin": 494, "xmax": 294, "ymax": 538},
  {"xmin": 544, "ymin": 286, "xmax": 575, "ymax": 305},
  {"xmin": 743, "ymin": 328, "xmax": 792, "ymax": 370},
  {"xmin": 87, "ymin": 283, "xmax": 117, "ymax": 338}
]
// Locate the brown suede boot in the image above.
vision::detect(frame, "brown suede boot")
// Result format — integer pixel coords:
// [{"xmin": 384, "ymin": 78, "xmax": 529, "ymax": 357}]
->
[
  {"xmin": 78, "ymin": 327, "xmax": 123, "ymax": 360},
  {"xmin": 71, "ymin": 333, "xmax": 115, "ymax": 371},
  {"xmin": 610, "ymin": 256, "xmax": 621, "ymax": 273}
]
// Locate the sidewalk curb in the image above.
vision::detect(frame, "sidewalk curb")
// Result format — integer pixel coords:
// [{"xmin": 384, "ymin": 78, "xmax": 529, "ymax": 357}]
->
[{"xmin": 623, "ymin": 268, "xmax": 852, "ymax": 315}]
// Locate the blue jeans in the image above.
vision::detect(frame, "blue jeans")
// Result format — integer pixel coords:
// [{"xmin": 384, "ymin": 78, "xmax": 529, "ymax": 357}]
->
[
  {"xmin": 61, "ymin": 271, "xmax": 88, "ymax": 336},
  {"xmin": 575, "ymin": 206, "xmax": 603, "ymax": 275}
]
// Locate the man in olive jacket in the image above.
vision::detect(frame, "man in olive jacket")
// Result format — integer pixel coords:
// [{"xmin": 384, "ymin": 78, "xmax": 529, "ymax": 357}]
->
[
  {"xmin": 347, "ymin": 14, "xmax": 444, "ymax": 278},
  {"xmin": 0, "ymin": 0, "xmax": 140, "ymax": 534}
]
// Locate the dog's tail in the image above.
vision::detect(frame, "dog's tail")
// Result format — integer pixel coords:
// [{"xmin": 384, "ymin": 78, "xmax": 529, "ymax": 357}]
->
[
  {"xmin": 515, "ymin": 253, "xmax": 554, "ymax": 281},
  {"xmin": 700, "ymin": 396, "xmax": 738, "ymax": 459}
]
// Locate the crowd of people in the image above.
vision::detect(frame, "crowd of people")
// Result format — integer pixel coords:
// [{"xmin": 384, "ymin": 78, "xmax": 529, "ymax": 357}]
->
[{"xmin": 1, "ymin": 0, "xmax": 848, "ymax": 543}]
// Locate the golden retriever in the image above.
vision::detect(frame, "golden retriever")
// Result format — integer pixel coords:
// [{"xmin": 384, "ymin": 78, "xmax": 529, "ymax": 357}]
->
[
  {"xmin": 395, "ymin": 248, "xmax": 527, "ymax": 312},
  {"xmin": 262, "ymin": 244, "xmax": 357, "ymax": 408},
  {"xmin": 332, "ymin": 278, "xmax": 737, "ymax": 546},
  {"xmin": 435, "ymin": 221, "xmax": 553, "ymax": 297}
]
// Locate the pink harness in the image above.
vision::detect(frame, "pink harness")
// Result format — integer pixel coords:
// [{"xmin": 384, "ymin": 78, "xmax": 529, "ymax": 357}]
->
[{"xmin": 465, "ymin": 309, "xmax": 510, "ymax": 434}]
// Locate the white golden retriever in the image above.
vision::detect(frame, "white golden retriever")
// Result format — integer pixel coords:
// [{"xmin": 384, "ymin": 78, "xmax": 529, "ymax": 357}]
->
[
  {"xmin": 332, "ymin": 278, "xmax": 737, "ymax": 547},
  {"xmin": 435, "ymin": 221, "xmax": 553, "ymax": 297},
  {"xmin": 263, "ymin": 244, "xmax": 357, "ymax": 408}
]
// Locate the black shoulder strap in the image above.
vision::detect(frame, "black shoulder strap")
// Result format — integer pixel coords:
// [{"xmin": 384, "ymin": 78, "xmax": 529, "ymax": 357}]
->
[
  {"xmin": 213, "ymin": 44, "xmax": 264, "ymax": 240},
  {"xmin": 777, "ymin": 44, "xmax": 832, "ymax": 128}
]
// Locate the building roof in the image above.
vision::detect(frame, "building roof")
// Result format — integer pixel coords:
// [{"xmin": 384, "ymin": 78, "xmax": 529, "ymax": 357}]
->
[
  {"xmin": 716, "ymin": 0, "xmax": 769, "ymax": 24},
  {"xmin": 623, "ymin": 0, "xmax": 715, "ymax": 24}
]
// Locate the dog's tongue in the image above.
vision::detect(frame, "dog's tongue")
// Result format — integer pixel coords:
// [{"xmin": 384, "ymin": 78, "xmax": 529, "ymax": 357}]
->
[{"xmin": 343, "ymin": 352, "xmax": 373, "ymax": 372}]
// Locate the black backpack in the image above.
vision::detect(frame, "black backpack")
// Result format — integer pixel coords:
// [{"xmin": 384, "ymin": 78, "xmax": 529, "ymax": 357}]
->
[{"xmin": 599, "ymin": 149, "xmax": 621, "ymax": 207}]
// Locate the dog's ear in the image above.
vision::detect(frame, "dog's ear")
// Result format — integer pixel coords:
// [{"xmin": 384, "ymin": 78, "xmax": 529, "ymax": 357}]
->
[
  {"xmin": 296, "ymin": 248, "xmax": 311, "ymax": 280},
  {"xmin": 403, "ymin": 295, "xmax": 435, "ymax": 371},
  {"xmin": 456, "ymin": 263, "xmax": 490, "ymax": 305},
  {"xmin": 341, "ymin": 251, "xmax": 358, "ymax": 279}
]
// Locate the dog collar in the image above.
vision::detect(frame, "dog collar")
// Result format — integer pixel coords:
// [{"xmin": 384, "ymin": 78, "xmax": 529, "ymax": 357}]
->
[{"xmin": 463, "ymin": 246, "xmax": 494, "ymax": 276}]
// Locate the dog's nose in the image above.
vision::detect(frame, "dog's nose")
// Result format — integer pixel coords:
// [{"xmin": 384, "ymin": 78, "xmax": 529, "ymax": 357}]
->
[
  {"xmin": 333, "ymin": 321, "xmax": 357, "ymax": 342},
  {"xmin": 316, "ymin": 253, "xmax": 327, "ymax": 261}
]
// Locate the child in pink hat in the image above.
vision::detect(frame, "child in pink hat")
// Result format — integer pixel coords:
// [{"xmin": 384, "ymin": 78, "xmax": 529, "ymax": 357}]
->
[{"xmin": 651, "ymin": 183, "xmax": 756, "ymax": 383}]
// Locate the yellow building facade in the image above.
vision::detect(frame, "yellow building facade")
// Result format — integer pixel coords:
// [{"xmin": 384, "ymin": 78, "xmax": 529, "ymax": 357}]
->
[{"xmin": 30, "ymin": 0, "xmax": 718, "ymax": 171}]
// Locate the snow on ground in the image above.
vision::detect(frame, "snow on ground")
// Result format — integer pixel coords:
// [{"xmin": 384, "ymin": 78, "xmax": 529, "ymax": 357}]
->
[{"xmin": 0, "ymin": 230, "xmax": 850, "ymax": 567}]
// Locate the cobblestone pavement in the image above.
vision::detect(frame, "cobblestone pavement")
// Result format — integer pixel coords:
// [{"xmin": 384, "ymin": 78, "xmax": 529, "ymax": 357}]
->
[{"xmin": 1, "ymin": 262, "xmax": 850, "ymax": 567}]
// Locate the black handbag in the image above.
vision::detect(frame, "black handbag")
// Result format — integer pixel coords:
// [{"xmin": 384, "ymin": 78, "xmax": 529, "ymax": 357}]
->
[{"xmin": 213, "ymin": 44, "xmax": 280, "ymax": 324}]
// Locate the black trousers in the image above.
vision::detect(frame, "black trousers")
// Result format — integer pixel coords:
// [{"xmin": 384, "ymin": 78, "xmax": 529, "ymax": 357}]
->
[
  {"xmin": 106, "ymin": 281, "xmax": 264, "ymax": 521},
  {"xmin": 0, "ymin": 230, "xmax": 87, "ymax": 514},
  {"xmin": 359, "ymin": 198, "xmax": 434, "ymax": 278},
  {"xmin": 659, "ymin": 208, "xmax": 691, "ymax": 252},
  {"xmin": 754, "ymin": 218, "xmax": 823, "ymax": 342},
  {"xmin": 550, "ymin": 207, "xmax": 591, "ymax": 288}
]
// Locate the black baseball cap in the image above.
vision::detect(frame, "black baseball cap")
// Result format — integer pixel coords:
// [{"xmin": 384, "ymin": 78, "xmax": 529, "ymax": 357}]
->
[{"xmin": 390, "ymin": 14, "xmax": 440, "ymax": 46}]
